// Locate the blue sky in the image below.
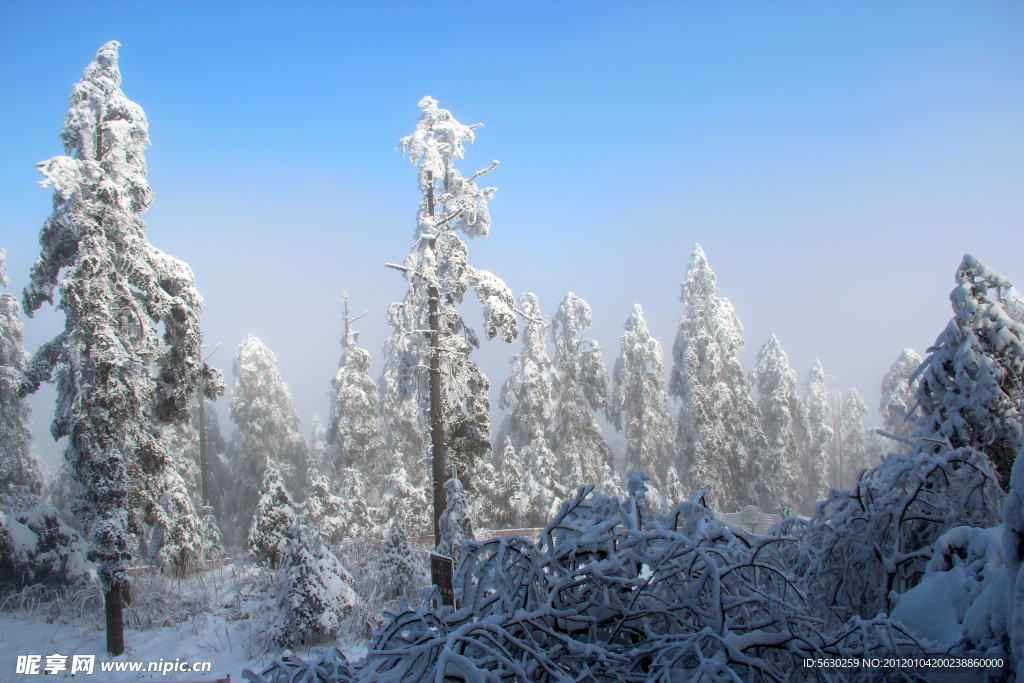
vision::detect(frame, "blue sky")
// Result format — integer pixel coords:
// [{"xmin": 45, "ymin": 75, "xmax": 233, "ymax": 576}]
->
[{"xmin": 1, "ymin": 0, "xmax": 1022, "ymax": 470}]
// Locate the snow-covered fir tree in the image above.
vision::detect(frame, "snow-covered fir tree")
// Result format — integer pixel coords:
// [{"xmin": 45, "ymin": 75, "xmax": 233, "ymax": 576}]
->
[
  {"xmin": 669, "ymin": 244, "xmax": 765, "ymax": 511},
  {"xmin": 386, "ymin": 96, "xmax": 518, "ymax": 537},
  {"xmin": 379, "ymin": 464, "xmax": 432, "ymax": 539},
  {"xmin": 18, "ymin": 42, "xmax": 222, "ymax": 653},
  {"xmin": 227, "ymin": 335, "xmax": 307, "ymax": 543},
  {"xmin": 494, "ymin": 436, "xmax": 522, "ymax": 528},
  {"xmin": 147, "ymin": 470, "xmax": 203, "ymax": 576},
  {"xmin": 42, "ymin": 461, "xmax": 78, "ymax": 530},
  {"xmin": 303, "ymin": 462, "xmax": 348, "ymax": 546},
  {"xmin": 379, "ymin": 515, "xmax": 427, "ymax": 600},
  {"xmin": 436, "ymin": 467, "xmax": 475, "ymax": 567},
  {"xmin": 333, "ymin": 466, "xmax": 376, "ymax": 539},
  {"xmin": 800, "ymin": 360, "xmax": 833, "ymax": 515},
  {"xmin": 308, "ymin": 415, "xmax": 327, "ymax": 472},
  {"xmin": 1006, "ymin": 285, "xmax": 1024, "ymax": 324},
  {"xmin": 549, "ymin": 292, "xmax": 613, "ymax": 486},
  {"xmin": 249, "ymin": 465, "xmax": 297, "ymax": 569},
  {"xmin": 747, "ymin": 335, "xmax": 804, "ymax": 513},
  {"xmin": 596, "ymin": 462, "xmax": 624, "ymax": 499},
  {"xmin": 835, "ymin": 388, "xmax": 874, "ymax": 490},
  {"xmin": 878, "ymin": 348, "xmax": 922, "ymax": 453},
  {"xmin": 610, "ymin": 304, "xmax": 675, "ymax": 491},
  {"xmin": 327, "ymin": 293, "xmax": 388, "ymax": 484},
  {"xmin": 516, "ymin": 429, "xmax": 568, "ymax": 527},
  {"xmin": 468, "ymin": 452, "xmax": 500, "ymax": 530},
  {"xmin": 273, "ymin": 521, "xmax": 356, "ymax": 648},
  {"xmin": 0, "ymin": 247, "xmax": 41, "ymax": 497},
  {"xmin": 663, "ymin": 465, "xmax": 685, "ymax": 509},
  {"xmin": 200, "ymin": 504, "xmax": 224, "ymax": 563},
  {"xmin": 913, "ymin": 254, "xmax": 1024, "ymax": 491},
  {"xmin": 495, "ymin": 292, "xmax": 555, "ymax": 458}
]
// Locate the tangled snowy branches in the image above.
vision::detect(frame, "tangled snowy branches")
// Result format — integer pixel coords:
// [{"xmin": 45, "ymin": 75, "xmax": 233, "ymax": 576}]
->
[
  {"xmin": 249, "ymin": 474, "xmax": 931, "ymax": 683},
  {"xmin": 796, "ymin": 445, "xmax": 1004, "ymax": 627}
]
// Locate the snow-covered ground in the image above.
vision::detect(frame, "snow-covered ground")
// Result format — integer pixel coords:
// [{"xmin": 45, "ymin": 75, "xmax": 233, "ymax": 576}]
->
[{"xmin": 1, "ymin": 562, "xmax": 368, "ymax": 682}]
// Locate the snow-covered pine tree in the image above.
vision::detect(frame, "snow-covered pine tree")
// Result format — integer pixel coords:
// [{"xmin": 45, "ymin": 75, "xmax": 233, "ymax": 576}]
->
[
  {"xmin": 747, "ymin": 335, "xmax": 804, "ymax": 512},
  {"xmin": 249, "ymin": 465, "xmax": 297, "ymax": 569},
  {"xmin": 379, "ymin": 515, "xmax": 427, "ymax": 600},
  {"xmin": 549, "ymin": 292, "xmax": 613, "ymax": 486},
  {"xmin": 148, "ymin": 470, "xmax": 203, "ymax": 576},
  {"xmin": 597, "ymin": 462, "xmax": 624, "ymax": 500},
  {"xmin": 333, "ymin": 466, "xmax": 376, "ymax": 539},
  {"xmin": 800, "ymin": 360, "xmax": 833, "ymax": 515},
  {"xmin": 668, "ymin": 245, "xmax": 765, "ymax": 511},
  {"xmin": 1005, "ymin": 286, "xmax": 1024, "ymax": 324},
  {"xmin": 227, "ymin": 335, "xmax": 307, "ymax": 543},
  {"xmin": 273, "ymin": 521, "xmax": 356, "ymax": 647},
  {"xmin": 388, "ymin": 96, "xmax": 519, "ymax": 542},
  {"xmin": 610, "ymin": 304, "xmax": 674, "ymax": 491},
  {"xmin": 516, "ymin": 429, "xmax": 568, "ymax": 527},
  {"xmin": 42, "ymin": 461, "xmax": 78, "ymax": 530},
  {"xmin": 878, "ymin": 348, "xmax": 923, "ymax": 453},
  {"xmin": 837, "ymin": 388, "xmax": 873, "ymax": 490},
  {"xmin": 379, "ymin": 464, "xmax": 432, "ymax": 539},
  {"xmin": 18, "ymin": 42, "xmax": 223, "ymax": 654},
  {"xmin": 309, "ymin": 415, "xmax": 327, "ymax": 472},
  {"xmin": 436, "ymin": 467, "xmax": 475, "ymax": 568},
  {"xmin": 496, "ymin": 293, "xmax": 555, "ymax": 458},
  {"xmin": 327, "ymin": 293, "xmax": 388, "ymax": 484},
  {"xmin": 663, "ymin": 465, "xmax": 685, "ymax": 509},
  {"xmin": 200, "ymin": 504, "xmax": 224, "ymax": 563},
  {"xmin": 913, "ymin": 254, "xmax": 1024, "ymax": 492},
  {"xmin": 304, "ymin": 462, "xmax": 347, "ymax": 546},
  {"xmin": 468, "ymin": 452, "xmax": 500, "ymax": 530},
  {"xmin": 0, "ymin": 248, "xmax": 41, "ymax": 497},
  {"xmin": 495, "ymin": 436, "xmax": 522, "ymax": 528}
]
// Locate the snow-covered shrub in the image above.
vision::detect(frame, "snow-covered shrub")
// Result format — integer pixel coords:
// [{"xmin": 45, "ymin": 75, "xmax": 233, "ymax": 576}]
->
[
  {"xmin": 249, "ymin": 466, "xmax": 298, "ymax": 569},
  {"xmin": 378, "ymin": 516, "xmax": 427, "ymax": 601},
  {"xmin": 889, "ymin": 525, "xmax": 1009, "ymax": 655},
  {"xmin": 1, "ymin": 505, "xmax": 95, "ymax": 588},
  {"xmin": 352, "ymin": 474, "xmax": 926, "ymax": 682},
  {"xmin": 243, "ymin": 647, "xmax": 354, "ymax": 683},
  {"xmin": 272, "ymin": 522, "xmax": 356, "ymax": 648},
  {"xmin": 1003, "ymin": 444, "xmax": 1024, "ymax": 677},
  {"xmin": 0, "ymin": 485, "xmax": 40, "ymax": 515},
  {"xmin": 797, "ymin": 446, "xmax": 1003, "ymax": 626}
]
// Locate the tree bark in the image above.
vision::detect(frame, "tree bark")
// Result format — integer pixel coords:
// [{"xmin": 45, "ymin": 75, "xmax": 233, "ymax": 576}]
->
[
  {"xmin": 426, "ymin": 170, "xmax": 447, "ymax": 545},
  {"xmin": 105, "ymin": 583, "xmax": 124, "ymax": 655}
]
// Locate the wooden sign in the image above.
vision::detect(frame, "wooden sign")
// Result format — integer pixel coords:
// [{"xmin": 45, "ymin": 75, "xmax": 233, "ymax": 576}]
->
[{"xmin": 430, "ymin": 552, "xmax": 454, "ymax": 607}]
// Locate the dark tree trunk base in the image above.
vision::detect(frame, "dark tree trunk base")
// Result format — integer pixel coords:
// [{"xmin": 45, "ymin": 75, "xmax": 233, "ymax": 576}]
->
[{"xmin": 105, "ymin": 584, "xmax": 124, "ymax": 656}]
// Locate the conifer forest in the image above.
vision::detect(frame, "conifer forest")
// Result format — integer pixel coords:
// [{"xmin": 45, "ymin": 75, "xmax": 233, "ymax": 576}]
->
[{"xmin": 0, "ymin": 4, "xmax": 1022, "ymax": 682}]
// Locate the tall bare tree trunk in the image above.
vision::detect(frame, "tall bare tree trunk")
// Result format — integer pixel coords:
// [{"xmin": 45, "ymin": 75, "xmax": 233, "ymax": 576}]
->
[{"xmin": 426, "ymin": 171, "xmax": 447, "ymax": 545}]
